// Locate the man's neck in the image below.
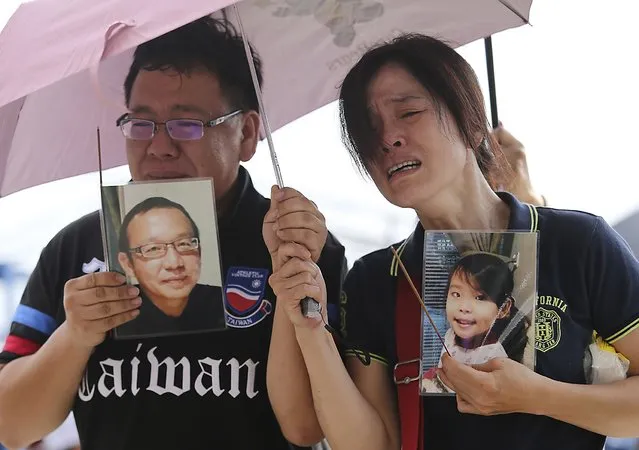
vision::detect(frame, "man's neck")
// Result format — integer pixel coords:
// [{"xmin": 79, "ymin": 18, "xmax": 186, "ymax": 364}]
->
[{"xmin": 216, "ymin": 170, "xmax": 242, "ymax": 219}]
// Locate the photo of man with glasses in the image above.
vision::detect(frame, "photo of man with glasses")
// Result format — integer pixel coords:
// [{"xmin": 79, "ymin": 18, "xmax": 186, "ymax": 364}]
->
[{"xmin": 114, "ymin": 195, "xmax": 226, "ymax": 338}]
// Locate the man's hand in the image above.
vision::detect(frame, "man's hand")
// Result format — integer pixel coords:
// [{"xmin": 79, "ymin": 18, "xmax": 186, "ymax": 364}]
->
[
  {"xmin": 492, "ymin": 123, "xmax": 546, "ymax": 207},
  {"xmin": 263, "ymin": 186, "xmax": 328, "ymax": 271},
  {"xmin": 63, "ymin": 272, "xmax": 141, "ymax": 348},
  {"xmin": 438, "ymin": 353, "xmax": 546, "ymax": 416}
]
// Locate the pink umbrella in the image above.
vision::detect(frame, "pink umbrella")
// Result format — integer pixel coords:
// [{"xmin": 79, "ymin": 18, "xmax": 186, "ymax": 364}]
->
[{"xmin": 0, "ymin": 0, "xmax": 533, "ymax": 197}]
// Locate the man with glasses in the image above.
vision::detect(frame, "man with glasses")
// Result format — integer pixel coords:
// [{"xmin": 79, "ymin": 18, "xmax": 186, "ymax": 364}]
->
[
  {"xmin": 0, "ymin": 16, "xmax": 345, "ymax": 450},
  {"xmin": 115, "ymin": 196, "xmax": 226, "ymax": 338}
]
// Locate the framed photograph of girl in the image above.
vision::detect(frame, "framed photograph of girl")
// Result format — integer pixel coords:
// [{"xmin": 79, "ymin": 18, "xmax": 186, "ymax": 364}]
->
[{"xmin": 419, "ymin": 230, "xmax": 539, "ymax": 395}]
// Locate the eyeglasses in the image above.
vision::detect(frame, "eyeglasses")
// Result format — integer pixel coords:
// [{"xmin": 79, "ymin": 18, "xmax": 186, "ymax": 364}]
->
[
  {"xmin": 116, "ymin": 110, "xmax": 242, "ymax": 141},
  {"xmin": 130, "ymin": 237, "xmax": 200, "ymax": 259}
]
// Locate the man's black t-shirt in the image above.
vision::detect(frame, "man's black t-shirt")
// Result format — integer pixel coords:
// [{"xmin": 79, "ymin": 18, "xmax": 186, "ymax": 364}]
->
[
  {"xmin": 341, "ymin": 193, "xmax": 639, "ymax": 450},
  {"xmin": 114, "ymin": 283, "xmax": 227, "ymax": 339},
  {"xmin": 0, "ymin": 166, "xmax": 347, "ymax": 450}
]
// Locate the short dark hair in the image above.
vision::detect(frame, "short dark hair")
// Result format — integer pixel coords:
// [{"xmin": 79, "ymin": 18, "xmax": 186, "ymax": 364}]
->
[
  {"xmin": 118, "ymin": 196, "xmax": 200, "ymax": 254},
  {"xmin": 338, "ymin": 33, "xmax": 509, "ymax": 189},
  {"xmin": 124, "ymin": 16, "xmax": 263, "ymax": 113}
]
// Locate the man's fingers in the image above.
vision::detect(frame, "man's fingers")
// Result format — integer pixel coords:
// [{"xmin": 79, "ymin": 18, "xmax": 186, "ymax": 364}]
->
[
  {"xmin": 66, "ymin": 271, "xmax": 127, "ymax": 292},
  {"xmin": 81, "ymin": 297, "xmax": 142, "ymax": 321},
  {"xmin": 92, "ymin": 308, "xmax": 141, "ymax": 333},
  {"xmin": 76, "ymin": 284, "xmax": 140, "ymax": 306}
]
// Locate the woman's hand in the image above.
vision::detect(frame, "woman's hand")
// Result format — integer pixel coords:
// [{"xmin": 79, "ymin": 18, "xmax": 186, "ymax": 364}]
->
[{"xmin": 268, "ymin": 242, "xmax": 328, "ymax": 329}]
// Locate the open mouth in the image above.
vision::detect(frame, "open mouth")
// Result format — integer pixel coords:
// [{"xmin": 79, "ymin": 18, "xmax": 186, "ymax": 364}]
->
[
  {"xmin": 454, "ymin": 318, "xmax": 476, "ymax": 328},
  {"xmin": 387, "ymin": 160, "xmax": 421, "ymax": 180}
]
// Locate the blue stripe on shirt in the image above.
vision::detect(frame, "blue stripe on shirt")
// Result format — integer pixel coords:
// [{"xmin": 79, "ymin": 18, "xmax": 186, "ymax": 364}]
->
[{"xmin": 13, "ymin": 304, "xmax": 57, "ymax": 336}]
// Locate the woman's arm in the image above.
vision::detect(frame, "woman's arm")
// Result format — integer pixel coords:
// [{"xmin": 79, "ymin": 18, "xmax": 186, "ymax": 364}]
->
[
  {"xmin": 268, "ymin": 256, "xmax": 401, "ymax": 450},
  {"xmin": 439, "ymin": 328, "xmax": 639, "ymax": 437}
]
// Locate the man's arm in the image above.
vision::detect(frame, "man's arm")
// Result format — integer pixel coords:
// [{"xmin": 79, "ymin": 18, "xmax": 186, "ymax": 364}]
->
[
  {"xmin": 0, "ymin": 271, "xmax": 141, "ymax": 448},
  {"xmin": 0, "ymin": 323, "xmax": 92, "ymax": 448}
]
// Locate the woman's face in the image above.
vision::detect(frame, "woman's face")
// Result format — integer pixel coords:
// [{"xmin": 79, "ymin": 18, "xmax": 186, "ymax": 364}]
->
[
  {"xmin": 445, "ymin": 272, "xmax": 500, "ymax": 340},
  {"xmin": 364, "ymin": 63, "xmax": 471, "ymax": 209}
]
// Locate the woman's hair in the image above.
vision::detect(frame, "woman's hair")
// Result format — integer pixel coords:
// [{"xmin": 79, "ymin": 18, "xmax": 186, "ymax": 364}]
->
[
  {"xmin": 447, "ymin": 252, "xmax": 529, "ymax": 361},
  {"xmin": 338, "ymin": 33, "xmax": 510, "ymax": 189}
]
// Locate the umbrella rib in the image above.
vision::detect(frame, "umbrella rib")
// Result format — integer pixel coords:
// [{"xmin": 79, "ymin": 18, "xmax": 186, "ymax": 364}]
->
[{"xmin": 498, "ymin": 0, "xmax": 532, "ymax": 26}]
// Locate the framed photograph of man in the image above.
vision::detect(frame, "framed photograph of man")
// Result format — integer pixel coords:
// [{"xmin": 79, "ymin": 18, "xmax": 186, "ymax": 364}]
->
[
  {"xmin": 100, "ymin": 177, "xmax": 227, "ymax": 339},
  {"xmin": 419, "ymin": 230, "xmax": 538, "ymax": 395}
]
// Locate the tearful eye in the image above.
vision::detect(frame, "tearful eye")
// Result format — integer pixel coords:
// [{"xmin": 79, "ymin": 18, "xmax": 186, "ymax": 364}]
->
[{"xmin": 400, "ymin": 110, "xmax": 422, "ymax": 119}]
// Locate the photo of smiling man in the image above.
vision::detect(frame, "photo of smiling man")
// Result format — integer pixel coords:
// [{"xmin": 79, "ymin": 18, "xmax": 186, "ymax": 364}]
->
[{"xmin": 101, "ymin": 179, "xmax": 226, "ymax": 339}]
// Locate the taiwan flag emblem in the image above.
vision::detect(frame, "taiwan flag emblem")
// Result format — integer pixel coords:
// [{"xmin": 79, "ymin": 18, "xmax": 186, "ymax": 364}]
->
[{"xmin": 223, "ymin": 267, "xmax": 272, "ymax": 328}]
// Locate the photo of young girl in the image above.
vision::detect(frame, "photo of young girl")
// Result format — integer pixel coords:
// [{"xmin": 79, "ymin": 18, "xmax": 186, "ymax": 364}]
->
[{"xmin": 420, "ymin": 231, "xmax": 538, "ymax": 395}]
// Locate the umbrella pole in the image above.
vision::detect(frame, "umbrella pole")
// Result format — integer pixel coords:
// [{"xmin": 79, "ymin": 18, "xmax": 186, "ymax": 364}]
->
[
  {"xmin": 230, "ymin": 5, "xmax": 321, "ymax": 320},
  {"xmin": 230, "ymin": 5, "xmax": 284, "ymax": 189},
  {"xmin": 484, "ymin": 36, "xmax": 499, "ymax": 129},
  {"xmin": 96, "ymin": 128, "xmax": 111, "ymax": 272}
]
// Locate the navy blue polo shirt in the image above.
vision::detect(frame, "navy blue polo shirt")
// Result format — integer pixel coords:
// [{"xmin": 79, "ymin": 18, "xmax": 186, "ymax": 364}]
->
[{"xmin": 340, "ymin": 192, "xmax": 639, "ymax": 450}]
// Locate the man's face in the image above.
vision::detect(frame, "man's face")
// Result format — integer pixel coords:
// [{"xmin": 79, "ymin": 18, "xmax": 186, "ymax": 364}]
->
[
  {"xmin": 118, "ymin": 207, "xmax": 201, "ymax": 304},
  {"xmin": 124, "ymin": 68, "xmax": 259, "ymax": 205}
]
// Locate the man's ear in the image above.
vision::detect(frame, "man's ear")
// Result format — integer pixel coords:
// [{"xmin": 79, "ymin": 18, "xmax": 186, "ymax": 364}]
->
[
  {"xmin": 118, "ymin": 252, "xmax": 136, "ymax": 279},
  {"xmin": 239, "ymin": 110, "xmax": 260, "ymax": 162}
]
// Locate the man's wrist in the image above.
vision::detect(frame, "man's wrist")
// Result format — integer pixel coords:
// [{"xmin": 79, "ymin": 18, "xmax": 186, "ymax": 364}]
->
[{"xmin": 57, "ymin": 321, "xmax": 96, "ymax": 354}]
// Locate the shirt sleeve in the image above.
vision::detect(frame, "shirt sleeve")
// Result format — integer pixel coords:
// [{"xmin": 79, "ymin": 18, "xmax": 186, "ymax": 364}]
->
[
  {"xmin": 587, "ymin": 216, "xmax": 639, "ymax": 344},
  {"xmin": 339, "ymin": 257, "xmax": 391, "ymax": 366},
  {"xmin": 0, "ymin": 241, "xmax": 62, "ymax": 364}
]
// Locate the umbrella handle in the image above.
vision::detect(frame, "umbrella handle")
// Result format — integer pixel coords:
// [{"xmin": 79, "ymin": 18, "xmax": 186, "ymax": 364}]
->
[
  {"xmin": 484, "ymin": 36, "xmax": 499, "ymax": 129},
  {"xmin": 231, "ymin": 4, "xmax": 320, "ymax": 319}
]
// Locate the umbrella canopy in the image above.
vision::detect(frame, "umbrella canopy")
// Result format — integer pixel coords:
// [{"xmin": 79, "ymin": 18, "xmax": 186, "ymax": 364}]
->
[{"xmin": 0, "ymin": 0, "xmax": 532, "ymax": 197}]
